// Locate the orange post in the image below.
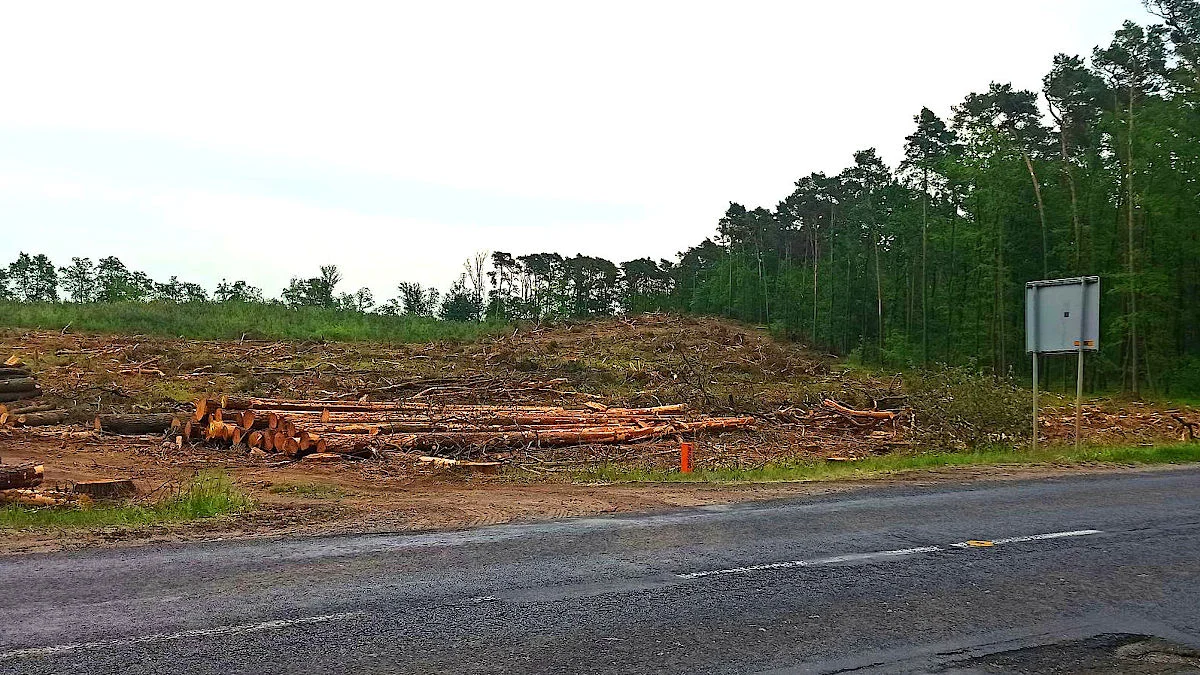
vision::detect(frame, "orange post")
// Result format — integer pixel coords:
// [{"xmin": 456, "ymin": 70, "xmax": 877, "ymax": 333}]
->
[{"xmin": 680, "ymin": 441, "xmax": 693, "ymax": 473}]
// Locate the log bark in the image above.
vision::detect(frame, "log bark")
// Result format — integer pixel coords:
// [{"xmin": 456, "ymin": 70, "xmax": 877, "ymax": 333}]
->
[
  {"xmin": 95, "ymin": 413, "xmax": 178, "ymax": 435},
  {"xmin": 7, "ymin": 403, "xmax": 56, "ymax": 415},
  {"xmin": 0, "ymin": 367, "xmax": 32, "ymax": 378},
  {"xmin": 12, "ymin": 410, "xmax": 70, "ymax": 426},
  {"xmin": 0, "ymin": 388, "xmax": 41, "ymax": 403},
  {"xmin": 0, "ymin": 377, "xmax": 36, "ymax": 393},
  {"xmin": 0, "ymin": 463, "xmax": 44, "ymax": 489}
]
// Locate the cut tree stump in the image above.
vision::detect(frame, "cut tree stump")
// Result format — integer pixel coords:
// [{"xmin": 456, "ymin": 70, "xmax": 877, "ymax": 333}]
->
[
  {"xmin": 0, "ymin": 463, "xmax": 44, "ymax": 490},
  {"xmin": 95, "ymin": 413, "xmax": 178, "ymax": 435},
  {"xmin": 72, "ymin": 479, "xmax": 136, "ymax": 499}
]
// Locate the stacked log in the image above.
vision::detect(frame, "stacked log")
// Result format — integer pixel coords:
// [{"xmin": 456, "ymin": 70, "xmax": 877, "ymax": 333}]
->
[
  {"xmin": 0, "ymin": 463, "xmax": 44, "ymax": 490},
  {"xmin": 183, "ymin": 395, "xmax": 755, "ymax": 461},
  {"xmin": 0, "ymin": 356, "xmax": 70, "ymax": 427}
]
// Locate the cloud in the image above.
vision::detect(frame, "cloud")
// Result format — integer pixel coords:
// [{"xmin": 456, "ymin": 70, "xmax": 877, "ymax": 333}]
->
[{"xmin": 0, "ymin": 0, "xmax": 1150, "ymax": 298}]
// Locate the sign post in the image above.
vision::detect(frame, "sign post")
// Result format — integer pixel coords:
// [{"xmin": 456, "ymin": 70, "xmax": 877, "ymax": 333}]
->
[{"xmin": 1025, "ymin": 277, "xmax": 1099, "ymax": 450}]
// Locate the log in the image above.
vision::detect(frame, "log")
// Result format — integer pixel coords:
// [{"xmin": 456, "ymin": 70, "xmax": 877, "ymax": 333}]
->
[
  {"xmin": 281, "ymin": 436, "xmax": 301, "ymax": 457},
  {"xmin": 7, "ymin": 403, "xmax": 56, "ymax": 415},
  {"xmin": 679, "ymin": 416, "xmax": 756, "ymax": 432},
  {"xmin": 0, "ymin": 388, "xmax": 41, "ymax": 403},
  {"xmin": 193, "ymin": 398, "xmax": 219, "ymax": 422},
  {"xmin": 0, "ymin": 463, "xmax": 44, "ymax": 490},
  {"xmin": 300, "ymin": 452, "xmax": 345, "ymax": 463},
  {"xmin": 12, "ymin": 410, "xmax": 70, "ymax": 427},
  {"xmin": 0, "ymin": 367, "xmax": 32, "ymax": 378},
  {"xmin": 0, "ymin": 377, "xmax": 37, "ymax": 393},
  {"xmin": 298, "ymin": 432, "xmax": 321, "ymax": 452},
  {"xmin": 417, "ymin": 456, "xmax": 500, "ymax": 473},
  {"xmin": 822, "ymin": 399, "xmax": 897, "ymax": 420},
  {"xmin": 0, "ymin": 489, "xmax": 69, "ymax": 507},
  {"xmin": 72, "ymin": 479, "xmax": 136, "ymax": 499},
  {"xmin": 206, "ymin": 420, "xmax": 237, "ymax": 441},
  {"xmin": 95, "ymin": 413, "xmax": 178, "ymax": 435}
]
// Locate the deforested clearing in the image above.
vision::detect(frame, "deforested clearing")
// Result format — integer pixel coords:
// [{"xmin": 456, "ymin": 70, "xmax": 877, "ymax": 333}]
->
[{"xmin": 1, "ymin": 314, "xmax": 1196, "ymax": 548}]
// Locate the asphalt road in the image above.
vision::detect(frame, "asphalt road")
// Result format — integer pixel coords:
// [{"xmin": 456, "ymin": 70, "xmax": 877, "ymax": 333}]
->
[{"xmin": 3, "ymin": 468, "xmax": 1200, "ymax": 674}]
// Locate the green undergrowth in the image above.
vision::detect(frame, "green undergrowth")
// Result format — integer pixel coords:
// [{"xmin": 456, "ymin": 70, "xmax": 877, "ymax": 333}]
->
[
  {"xmin": 0, "ymin": 472, "xmax": 252, "ymax": 531},
  {"xmin": 0, "ymin": 300, "xmax": 505, "ymax": 343},
  {"xmin": 574, "ymin": 443, "xmax": 1200, "ymax": 484}
]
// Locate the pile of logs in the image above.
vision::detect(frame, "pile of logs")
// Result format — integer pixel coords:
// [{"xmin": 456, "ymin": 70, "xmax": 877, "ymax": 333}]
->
[
  {"xmin": 0, "ymin": 355, "xmax": 70, "ymax": 427},
  {"xmin": 183, "ymin": 395, "xmax": 755, "ymax": 461}
]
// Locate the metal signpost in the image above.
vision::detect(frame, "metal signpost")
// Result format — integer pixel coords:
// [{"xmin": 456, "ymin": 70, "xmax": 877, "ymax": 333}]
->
[{"xmin": 1025, "ymin": 277, "xmax": 1100, "ymax": 450}]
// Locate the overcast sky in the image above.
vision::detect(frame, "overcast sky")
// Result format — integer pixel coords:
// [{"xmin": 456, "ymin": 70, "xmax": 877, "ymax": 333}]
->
[{"xmin": 0, "ymin": 1, "xmax": 1151, "ymax": 301}]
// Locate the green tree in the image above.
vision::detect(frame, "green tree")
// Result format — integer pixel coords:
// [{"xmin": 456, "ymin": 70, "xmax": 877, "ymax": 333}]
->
[
  {"xmin": 59, "ymin": 257, "xmax": 97, "ymax": 303},
  {"xmin": 1145, "ymin": 0, "xmax": 1200, "ymax": 86},
  {"xmin": 1094, "ymin": 21, "xmax": 1170, "ymax": 394},
  {"xmin": 1044, "ymin": 54, "xmax": 1106, "ymax": 273},
  {"xmin": 439, "ymin": 274, "xmax": 482, "ymax": 321},
  {"xmin": 214, "ymin": 280, "xmax": 263, "ymax": 303},
  {"xmin": 901, "ymin": 108, "xmax": 957, "ymax": 363},
  {"xmin": 7, "ymin": 252, "xmax": 58, "ymax": 302},
  {"xmin": 282, "ymin": 264, "xmax": 342, "ymax": 308},
  {"xmin": 95, "ymin": 256, "xmax": 152, "ymax": 302}
]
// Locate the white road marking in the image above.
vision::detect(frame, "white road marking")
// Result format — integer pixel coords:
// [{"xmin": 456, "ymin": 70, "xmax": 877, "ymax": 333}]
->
[
  {"xmin": 0, "ymin": 611, "xmax": 364, "ymax": 661},
  {"xmin": 949, "ymin": 529, "xmax": 1104, "ymax": 547},
  {"xmin": 677, "ymin": 546, "xmax": 943, "ymax": 579},
  {"xmin": 677, "ymin": 529, "xmax": 1103, "ymax": 580}
]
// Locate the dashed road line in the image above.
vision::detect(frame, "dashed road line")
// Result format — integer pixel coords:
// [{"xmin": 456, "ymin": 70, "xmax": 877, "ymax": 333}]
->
[
  {"xmin": 0, "ymin": 611, "xmax": 365, "ymax": 661},
  {"xmin": 677, "ymin": 529, "xmax": 1103, "ymax": 580}
]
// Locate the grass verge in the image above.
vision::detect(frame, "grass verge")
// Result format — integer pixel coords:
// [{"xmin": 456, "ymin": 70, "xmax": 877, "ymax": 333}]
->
[
  {"xmin": 0, "ymin": 472, "xmax": 252, "ymax": 530},
  {"xmin": 575, "ymin": 443, "xmax": 1200, "ymax": 483},
  {"xmin": 0, "ymin": 300, "xmax": 506, "ymax": 343}
]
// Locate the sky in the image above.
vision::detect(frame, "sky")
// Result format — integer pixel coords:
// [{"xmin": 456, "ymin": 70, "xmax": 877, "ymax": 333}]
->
[{"xmin": 0, "ymin": 0, "xmax": 1152, "ymax": 302}]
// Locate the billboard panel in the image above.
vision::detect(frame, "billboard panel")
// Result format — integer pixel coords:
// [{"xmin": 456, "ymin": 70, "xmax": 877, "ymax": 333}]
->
[{"xmin": 1025, "ymin": 277, "xmax": 1100, "ymax": 354}]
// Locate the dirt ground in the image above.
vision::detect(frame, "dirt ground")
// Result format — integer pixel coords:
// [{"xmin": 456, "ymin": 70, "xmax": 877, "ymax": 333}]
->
[
  {"xmin": 1, "ymin": 315, "xmax": 1197, "ymax": 553},
  {"xmin": 2, "ymin": 428, "xmax": 1195, "ymax": 555}
]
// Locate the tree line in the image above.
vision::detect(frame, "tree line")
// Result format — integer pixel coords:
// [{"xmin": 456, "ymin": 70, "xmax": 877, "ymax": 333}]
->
[{"xmin": 4, "ymin": 2, "xmax": 1198, "ymax": 394}]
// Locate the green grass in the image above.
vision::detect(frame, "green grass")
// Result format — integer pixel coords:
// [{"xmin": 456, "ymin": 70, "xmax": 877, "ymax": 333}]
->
[
  {"xmin": 0, "ymin": 472, "xmax": 252, "ymax": 530},
  {"xmin": 0, "ymin": 301, "xmax": 506, "ymax": 343},
  {"xmin": 267, "ymin": 482, "xmax": 348, "ymax": 499},
  {"xmin": 575, "ymin": 443, "xmax": 1200, "ymax": 484}
]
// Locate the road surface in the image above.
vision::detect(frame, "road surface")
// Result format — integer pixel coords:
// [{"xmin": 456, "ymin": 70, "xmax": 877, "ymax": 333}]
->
[{"xmin": 3, "ymin": 468, "xmax": 1200, "ymax": 673}]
